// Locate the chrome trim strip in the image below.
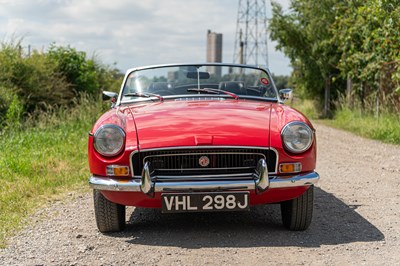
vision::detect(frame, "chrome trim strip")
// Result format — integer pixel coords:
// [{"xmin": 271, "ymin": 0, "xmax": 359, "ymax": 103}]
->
[
  {"xmin": 268, "ymin": 172, "xmax": 320, "ymax": 188},
  {"xmin": 120, "ymin": 95, "xmax": 279, "ymax": 105},
  {"xmin": 174, "ymin": 96, "xmax": 226, "ymax": 101},
  {"xmin": 89, "ymin": 176, "xmax": 141, "ymax": 192},
  {"xmin": 155, "ymin": 173, "xmax": 255, "ymax": 179},
  {"xmin": 155, "ymin": 167, "xmax": 256, "ymax": 171},
  {"xmin": 89, "ymin": 171, "xmax": 319, "ymax": 193}
]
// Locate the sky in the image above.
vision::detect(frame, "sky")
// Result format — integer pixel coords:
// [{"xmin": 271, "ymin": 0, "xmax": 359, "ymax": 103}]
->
[{"xmin": 0, "ymin": 0, "xmax": 292, "ymax": 75}]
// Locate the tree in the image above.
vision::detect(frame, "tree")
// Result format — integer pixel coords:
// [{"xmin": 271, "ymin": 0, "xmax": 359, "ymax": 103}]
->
[
  {"xmin": 269, "ymin": 0, "xmax": 400, "ymax": 114},
  {"xmin": 332, "ymin": 0, "xmax": 400, "ymax": 112},
  {"xmin": 269, "ymin": 0, "xmax": 345, "ymax": 103}
]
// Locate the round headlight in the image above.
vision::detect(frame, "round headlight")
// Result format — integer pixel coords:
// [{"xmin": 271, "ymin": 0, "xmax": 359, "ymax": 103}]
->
[
  {"xmin": 281, "ymin": 122, "xmax": 313, "ymax": 154},
  {"xmin": 94, "ymin": 124, "xmax": 125, "ymax": 156}
]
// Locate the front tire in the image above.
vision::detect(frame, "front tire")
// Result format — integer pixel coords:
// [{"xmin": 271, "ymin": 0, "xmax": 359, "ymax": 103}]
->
[
  {"xmin": 280, "ymin": 185, "xmax": 314, "ymax": 231},
  {"xmin": 93, "ymin": 189, "xmax": 126, "ymax": 233}
]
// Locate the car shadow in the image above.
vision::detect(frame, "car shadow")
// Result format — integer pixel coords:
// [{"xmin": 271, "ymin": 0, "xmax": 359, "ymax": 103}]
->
[{"xmin": 114, "ymin": 187, "xmax": 384, "ymax": 248}]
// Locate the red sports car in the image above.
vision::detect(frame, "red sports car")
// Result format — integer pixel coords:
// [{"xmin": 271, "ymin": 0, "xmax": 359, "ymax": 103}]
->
[{"xmin": 88, "ymin": 63, "xmax": 319, "ymax": 232}]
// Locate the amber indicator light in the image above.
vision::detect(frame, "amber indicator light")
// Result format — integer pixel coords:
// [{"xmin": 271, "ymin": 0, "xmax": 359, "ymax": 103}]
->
[
  {"xmin": 279, "ymin": 163, "xmax": 302, "ymax": 173},
  {"xmin": 106, "ymin": 165, "xmax": 130, "ymax": 176}
]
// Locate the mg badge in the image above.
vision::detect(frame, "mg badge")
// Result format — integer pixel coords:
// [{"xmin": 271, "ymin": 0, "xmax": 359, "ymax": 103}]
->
[{"xmin": 198, "ymin": 156, "xmax": 210, "ymax": 167}]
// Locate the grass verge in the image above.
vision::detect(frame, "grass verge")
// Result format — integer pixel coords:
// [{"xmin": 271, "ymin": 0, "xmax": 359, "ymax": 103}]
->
[
  {"xmin": 324, "ymin": 108, "xmax": 400, "ymax": 145},
  {"xmin": 289, "ymin": 98, "xmax": 321, "ymax": 120},
  {"xmin": 290, "ymin": 99, "xmax": 400, "ymax": 145},
  {"xmin": 0, "ymin": 96, "xmax": 104, "ymax": 248}
]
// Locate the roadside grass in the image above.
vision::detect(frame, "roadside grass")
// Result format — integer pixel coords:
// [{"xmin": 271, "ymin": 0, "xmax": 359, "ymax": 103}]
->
[
  {"xmin": 325, "ymin": 108, "xmax": 400, "ymax": 145},
  {"xmin": 290, "ymin": 99, "xmax": 400, "ymax": 145},
  {"xmin": 289, "ymin": 98, "xmax": 321, "ymax": 120},
  {"xmin": 0, "ymin": 95, "xmax": 104, "ymax": 248}
]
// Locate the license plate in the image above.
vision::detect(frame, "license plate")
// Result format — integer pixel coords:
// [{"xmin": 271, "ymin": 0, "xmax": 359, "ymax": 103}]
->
[{"xmin": 161, "ymin": 192, "xmax": 249, "ymax": 213}]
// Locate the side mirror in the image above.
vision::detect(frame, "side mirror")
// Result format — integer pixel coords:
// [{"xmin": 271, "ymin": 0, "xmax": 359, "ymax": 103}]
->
[
  {"xmin": 279, "ymin": 88, "xmax": 292, "ymax": 101},
  {"xmin": 102, "ymin": 91, "xmax": 118, "ymax": 107}
]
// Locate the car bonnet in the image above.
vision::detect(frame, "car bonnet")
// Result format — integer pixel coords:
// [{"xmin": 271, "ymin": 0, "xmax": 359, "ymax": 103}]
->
[{"xmin": 125, "ymin": 100, "xmax": 273, "ymax": 150}]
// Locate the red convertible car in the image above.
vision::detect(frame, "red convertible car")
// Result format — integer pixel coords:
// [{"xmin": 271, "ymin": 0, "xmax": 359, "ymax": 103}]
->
[{"xmin": 88, "ymin": 63, "xmax": 319, "ymax": 232}]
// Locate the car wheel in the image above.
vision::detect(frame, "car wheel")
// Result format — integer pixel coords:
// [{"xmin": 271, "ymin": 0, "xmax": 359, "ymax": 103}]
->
[
  {"xmin": 280, "ymin": 185, "xmax": 314, "ymax": 231},
  {"xmin": 93, "ymin": 189, "xmax": 126, "ymax": 233}
]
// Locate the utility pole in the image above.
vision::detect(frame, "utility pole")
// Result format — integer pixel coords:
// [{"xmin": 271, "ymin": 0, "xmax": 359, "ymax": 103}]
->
[{"xmin": 233, "ymin": 0, "xmax": 269, "ymax": 68}]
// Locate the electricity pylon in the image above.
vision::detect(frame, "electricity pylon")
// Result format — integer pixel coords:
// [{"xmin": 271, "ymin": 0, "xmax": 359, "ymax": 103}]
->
[{"xmin": 233, "ymin": 0, "xmax": 269, "ymax": 68}]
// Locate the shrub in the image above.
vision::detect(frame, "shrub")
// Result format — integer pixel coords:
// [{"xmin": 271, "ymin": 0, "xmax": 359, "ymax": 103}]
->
[
  {"xmin": 0, "ymin": 40, "xmax": 123, "ymax": 132},
  {"xmin": 0, "ymin": 41, "xmax": 73, "ymax": 115}
]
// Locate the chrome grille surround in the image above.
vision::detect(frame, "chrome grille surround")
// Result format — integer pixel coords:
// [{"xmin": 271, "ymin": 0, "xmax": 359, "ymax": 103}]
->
[{"xmin": 130, "ymin": 146, "xmax": 278, "ymax": 180}]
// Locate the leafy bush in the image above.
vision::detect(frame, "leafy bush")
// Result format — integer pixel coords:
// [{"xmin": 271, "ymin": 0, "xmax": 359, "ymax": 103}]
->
[
  {"xmin": 0, "ymin": 41, "xmax": 73, "ymax": 121},
  {"xmin": 0, "ymin": 40, "xmax": 123, "ymax": 131},
  {"xmin": 47, "ymin": 44, "xmax": 123, "ymax": 95},
  {"xmin": 47, "ymin": 45, "xmax": 99, "ymax": 94}
]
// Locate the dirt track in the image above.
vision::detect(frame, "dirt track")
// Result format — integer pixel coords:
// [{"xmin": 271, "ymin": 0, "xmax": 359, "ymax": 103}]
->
[{"xmin": 1, "ymin": 123, "xmax": 400, "ymax": 265}]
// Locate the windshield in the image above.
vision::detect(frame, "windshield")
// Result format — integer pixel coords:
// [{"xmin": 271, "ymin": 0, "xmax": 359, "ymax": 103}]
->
[{"xmin": 120, "ymin": 64, "xmax": 277, "ymax": 103}]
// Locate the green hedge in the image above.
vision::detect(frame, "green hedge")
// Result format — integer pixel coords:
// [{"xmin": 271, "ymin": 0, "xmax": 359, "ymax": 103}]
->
[{"xmin": 0, "ymin": 40, "xmax": 123, "ymax": 131}]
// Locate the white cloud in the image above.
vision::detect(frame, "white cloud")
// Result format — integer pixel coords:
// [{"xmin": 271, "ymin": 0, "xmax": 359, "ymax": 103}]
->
[{"xmin": 0, "ymin": 0, "xmax": 292, "ymax": 75}]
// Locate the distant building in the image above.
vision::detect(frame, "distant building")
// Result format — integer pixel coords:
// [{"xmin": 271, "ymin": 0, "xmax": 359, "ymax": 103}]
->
[{"xmin": 206, "ymin": 30, "xmax": 223, "ymax": 77}]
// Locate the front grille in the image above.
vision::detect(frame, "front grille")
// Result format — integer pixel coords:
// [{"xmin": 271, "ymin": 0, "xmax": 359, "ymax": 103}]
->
[{"xmin": 131, "ymin": 147, "xmax": 277, "ymax": 179}]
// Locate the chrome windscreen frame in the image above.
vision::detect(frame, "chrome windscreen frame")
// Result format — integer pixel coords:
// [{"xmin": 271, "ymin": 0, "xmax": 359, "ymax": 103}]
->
[{"xmin": 115, "ymin": 63, "xmax": 281, "ymax": 106}]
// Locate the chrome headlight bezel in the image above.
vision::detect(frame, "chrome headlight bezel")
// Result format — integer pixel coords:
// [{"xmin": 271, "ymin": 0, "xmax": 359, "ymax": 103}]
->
[
  {"xmin": 93, "ymin": 124, "xmax": 126, "ymax": 157},
  {"xmin": 281, "ymin": 121, "xmax": 313, "ymax": 154}
]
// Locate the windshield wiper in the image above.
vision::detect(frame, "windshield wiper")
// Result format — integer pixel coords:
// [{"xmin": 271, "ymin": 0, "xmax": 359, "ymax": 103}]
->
[
  {"xmin": 123, "ymin": 92, "xmax": 164, "ymax": 102},
  {"xmin": 187, "ymin": 88, "xmax": 239, "ymax": 100}
]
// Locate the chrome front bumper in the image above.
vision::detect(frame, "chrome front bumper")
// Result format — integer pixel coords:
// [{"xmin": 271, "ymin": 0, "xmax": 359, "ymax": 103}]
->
[{"xmin": 89, "ymin": 159, "xmax": 319, "ymax": 197}]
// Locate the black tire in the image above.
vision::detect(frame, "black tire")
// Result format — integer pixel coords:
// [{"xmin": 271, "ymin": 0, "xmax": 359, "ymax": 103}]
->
[
  {"xmin": 93, "ymin": 189, "xmax": 126, "ymax": 233},
  {"xmin": 280, "ymin": 185, "xmax": 314, "ymax": 231}
]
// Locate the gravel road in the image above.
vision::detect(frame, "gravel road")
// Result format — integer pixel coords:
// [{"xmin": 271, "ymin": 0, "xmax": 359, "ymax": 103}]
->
[{"xmin": 1, "ymin": 123, "xmax": 400, "ymax": 265}]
